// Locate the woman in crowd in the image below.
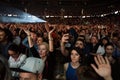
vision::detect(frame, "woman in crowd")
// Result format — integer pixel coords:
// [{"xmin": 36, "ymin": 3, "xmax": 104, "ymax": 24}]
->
[
  {"xmin": 64, "ymin": 47, "xmax": 83, "ymax": 80},
  {"xmin": 24, "ymin": 25, "xmax": 56, "ymax": 80}
]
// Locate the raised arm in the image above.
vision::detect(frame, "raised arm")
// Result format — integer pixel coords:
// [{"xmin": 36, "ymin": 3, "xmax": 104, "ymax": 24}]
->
[
  {"xmin": 91, "ymin": 55, "xmax": 112, "ymax": 80},
  {"xmin": 24, "ymin": 29, "xmax": 34, "ymax": 48},
  {"xmin": 48, "ymin": 26, "xmax": 55, "ymax": 52},
  {"xmin": 45, "ymin": 22, "xmax": 50, "ymax": 33},
  {"xmin": 60, "ymin": 34, "xmax": 69, "ymax": 56}
]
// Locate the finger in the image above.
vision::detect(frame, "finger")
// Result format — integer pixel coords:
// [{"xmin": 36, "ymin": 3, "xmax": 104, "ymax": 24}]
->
[
  {"xmin": 99, "ymin": 55, "xmax": 106, "ymax": 64},
  {"xmin": 91, "ymin": 64, "xmax": 98, "ymax": 73},
  {"xmin": 96, "ymin": 55, "xmax": 102, "ymax": 65},
  {"xmin": 105, "ymin": 56, "xmax": 110, "ymax": 65},
  {"xmin": 63, "ymin": 34, "xmax": 69, "ymax": 37},
  {"xmin": 94, "ymin": 56, "xmax": 100, "ymax": 66}
]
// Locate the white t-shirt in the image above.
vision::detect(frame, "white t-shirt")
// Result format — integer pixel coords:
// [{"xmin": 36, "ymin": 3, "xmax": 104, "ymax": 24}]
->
[
  {"xmin": 96, "ymin": 45, "xmax": 105, "ymax": 55},
  {"xmin": 8, "ymin": 54, "xmax": 27, "ymax": 68}
]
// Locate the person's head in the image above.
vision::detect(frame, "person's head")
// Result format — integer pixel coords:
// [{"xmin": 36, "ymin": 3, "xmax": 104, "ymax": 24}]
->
[
  {"xmin": 19, "ymin": 57, "xmax": 44, "ymax": 80},
  {"xmin": 70, "ymin": 47, "xmax": 82, "ymax": 63},
  {"xmin": 76, "ymin": 66, "xmax": 99, "ymax": 80},
  {"xmin": 12, "ymin": 28, "xmax": 20, "ymax": 36},
  {"xmin": 0, "ymin": 28, "xmax": 7, "ymax": 43},
  {"xmin": 8, "ymin": 44, "xmax": 20, "ymax": 59},
  {"xmin": 37, "ymin": 42, "xmax": 49, "ymax": 59},
  {"xmin": 112, "ymin": 36, "xmax": 119, "ymax": 44},
  {"xmin": 101, "ymin": 37, "xmax": 110, "ymax": 46},
  {"xmin": 90, "ymin": 36, "xmax": 98, "ymax": 44},
  {"xmin": 43, "ymin": 32, "xmax": 48, "ymax": 38},
  {"xmin": 66, "ymin": 25, "xmax": 71, "ymax": 30},
  {"xmin": 37, "ymin": 36, "xmax": 43, "ymax": 46},
  {"xmin": 79, "ymin": 29, "xmax": 86, "ymax": 36},
  {"xmin": 0, "ymin": 55, "xmax": 12, "ymax": 80},
  {"xmin": 30, "ymin": 31, "xmax": 38, "ymax": 42},
  {"xmin": 105, "ymin": 43, "xmax": 114, "ymax": 56},
  {"xmin": 75, "ymin": 39, "xmax": 84, "ymax": 49},
  {"xmin": 0, "ymin": 28, "xmax": 13, "ymax": 43}
]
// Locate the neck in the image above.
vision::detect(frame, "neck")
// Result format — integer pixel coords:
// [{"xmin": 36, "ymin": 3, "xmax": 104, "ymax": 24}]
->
[
  {"xmin": 71, "ymin": 62, "xmax": 80, "ymax": 68},
  {"xmin": 41, "ymin": 56, "xmax": 47, "ymax": 62}
]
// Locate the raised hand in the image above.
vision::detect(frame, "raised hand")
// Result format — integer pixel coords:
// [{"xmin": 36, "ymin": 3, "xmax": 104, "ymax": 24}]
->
[
  {"xmin": 24, "ymin": 29, "xmax": 30, "ymax": 36},
  {"xmin": 49, "ymin": 26, "xmax": 55, "ymax": 34},
  {"xmin": 91, "ymin": 55, "xmax": 112, "ymax": 80},
  {"xmin": 45, "ymin": 22, "xmax": 50, "ymax": 32},
  {"xmin": 61, "ymin": 34, "xmax": 69, "ymax": 43}
]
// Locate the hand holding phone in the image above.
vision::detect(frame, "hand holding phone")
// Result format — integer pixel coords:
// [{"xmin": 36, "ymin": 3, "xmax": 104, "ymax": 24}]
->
[{"xmin": 61, "ymin": 33, "xmax": 69, "ymax": 43}]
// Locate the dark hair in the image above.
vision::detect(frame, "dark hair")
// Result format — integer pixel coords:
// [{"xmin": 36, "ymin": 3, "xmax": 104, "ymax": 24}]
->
[
  {"xmin": 91, "ymin": 35, "xmax": 98, "ymax": 40},
  {"xmin": 0, "ymin": 55, "xmax": 12, "ymax": 80},
  {"xmin": 71, "ymin": 47, "xmax": 83, "ymax": 56},
  {"xmin": 8, "ymin": 44, "xmax": 19, "ymax": 53},
  {"xmin": 76, "ymin": 38, "xmax": 85, "ymax": 44},
  {"xmin": 100, "ymin": 37, "xmax": 110, "ymax": 46},
  {"xmin": 77, "ymin": 35, "xmax": 85, "ymax": 41},
  {"xmin": 76, "ymin": 66, "xmax": 100, "ymax": 80},
  {"xmin": 104, "ymin": 43, "xmax": 114, "ymax": 49},
  {"xmin": 0, "ymin": 28, "xmax": 13, "ymax": 42}
]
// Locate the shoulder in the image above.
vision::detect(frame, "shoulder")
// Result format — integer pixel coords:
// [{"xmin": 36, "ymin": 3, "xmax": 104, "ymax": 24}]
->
[
  {"xmin": 64, "ymin": 63, "xmax": 69, "ymax": 71},
  {"xmin": 19, "ymin": 54, "xmax": 27, "ymax": 59}
]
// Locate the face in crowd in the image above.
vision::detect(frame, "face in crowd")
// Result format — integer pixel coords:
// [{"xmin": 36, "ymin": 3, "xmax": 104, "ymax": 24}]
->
[
  {"xmin": 36, "ymin": 37, "xmax": 43, "ymax": 46},
  {"xmin": 8, "ymin": 50, "xmax": 19, "ymax": 59},
  {"xmin": 105, "ymin": 45, "xmax": 114, "ymax": 56},
  {"xmin": 90, "ymin": 36, "xmax": 98, "ymax": 44},
  {"xmin": 71, "ymin": 49, "xmax": 81, "ymax": 63},
  {"xmin": 75, "ymin": 40, "xmax": 84, "ymax": 49},
  {"xmin": 37, "ymin": 43, "xmax": 49, "ymax": 59},
  {"xmin": 19, "ymin": 72, "xmax": 42, "ymax": 80},
  {"xmin": 0, "ymin": 30, "xmax": 6, "ymax": 43},
  {"xmin": 30, "ymin": 32, "xmax": 38, "ymax": 42}
]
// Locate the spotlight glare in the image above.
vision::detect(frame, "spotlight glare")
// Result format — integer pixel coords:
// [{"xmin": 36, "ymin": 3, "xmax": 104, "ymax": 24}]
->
[
  {"xmin": 8, "ymin": 14, "xmax": 12, "ymax": 16},
  {"xmin": 115, "ymin": 11, "xmax": 118, "ymax": 14}
]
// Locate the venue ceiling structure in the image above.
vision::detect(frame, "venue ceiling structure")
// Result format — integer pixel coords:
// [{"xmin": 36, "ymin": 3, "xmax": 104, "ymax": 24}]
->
[{"xmin": 0, "ymin": 0, "xmax": 120, "ymax": 16}]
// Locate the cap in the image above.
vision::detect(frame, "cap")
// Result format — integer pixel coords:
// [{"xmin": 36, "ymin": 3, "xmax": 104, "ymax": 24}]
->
[{"xmin": 19, "ymin": 57, "xmax": 44, "ymax": 74}]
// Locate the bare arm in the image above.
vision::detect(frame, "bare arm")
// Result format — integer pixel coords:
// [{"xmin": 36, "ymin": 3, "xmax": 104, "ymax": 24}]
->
[
  {"xmin": 24, "ymin": 30, "xmax": 34, "ymax": 48},
  {"xmin": 48, "ymin": 26, "xmax": 55, "ymax": 52},
  {"xmin": 45, "ymin": 22, "xmax": 50, "ymax": 33},
  {"xmin": 60, "ymin": 34, "xmax": 69, "ymax": 56}
]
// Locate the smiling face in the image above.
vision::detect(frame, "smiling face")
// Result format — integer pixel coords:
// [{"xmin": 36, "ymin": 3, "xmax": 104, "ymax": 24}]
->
[{"xmin": 71, "ymin": 50, "xmax": 80, "ymax": 63}]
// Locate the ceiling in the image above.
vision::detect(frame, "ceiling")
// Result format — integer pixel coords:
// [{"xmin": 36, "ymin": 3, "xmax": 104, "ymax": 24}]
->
[{"xmin": 0, "ymin": 0, "xmax": 120, "ymax": 16}]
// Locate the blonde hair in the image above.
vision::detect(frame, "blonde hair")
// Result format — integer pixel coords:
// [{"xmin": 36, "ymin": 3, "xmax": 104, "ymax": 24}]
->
[{"xmin": 40, "ymin": 42, "xmax": 49, "ymax": 51}]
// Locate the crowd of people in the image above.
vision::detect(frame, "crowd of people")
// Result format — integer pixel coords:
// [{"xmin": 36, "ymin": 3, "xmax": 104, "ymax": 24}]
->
[{"xmin": 0, "ymin": 15, "xmax": 120, "ymax": 80}]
